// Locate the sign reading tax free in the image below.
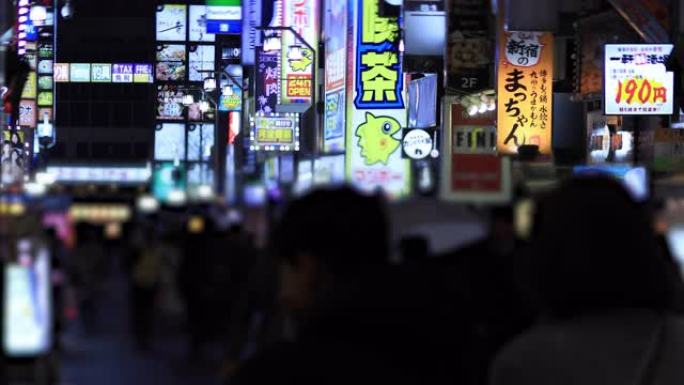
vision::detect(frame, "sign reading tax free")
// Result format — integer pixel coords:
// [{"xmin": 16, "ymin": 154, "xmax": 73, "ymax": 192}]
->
[
  {"xmin": 604, "ymin": 44, "xmax": 674, "ymax": 115},
  {"xmin": 113, "ymin": 64, "xmax": 134, "ymax": 83}
]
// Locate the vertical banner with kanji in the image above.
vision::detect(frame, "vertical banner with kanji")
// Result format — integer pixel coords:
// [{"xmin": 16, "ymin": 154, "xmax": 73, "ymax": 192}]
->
[
  {"xmin": 345, "ymin": 0, "xmax": 411, "ymax": 198},
  {"xmin": 281, "ymin": 0, "xmax": 318, "ymax": 105},
  {"xmin": 496, "ymin": 31, "xmax": 554, "ymax": 155},
  {"xmin": 255, "ymin": 47, "xmax": 280, "ymax": 114},
  {"xmin": 323, "ymin": 0, "xmax": 348, "ymax": 152}
]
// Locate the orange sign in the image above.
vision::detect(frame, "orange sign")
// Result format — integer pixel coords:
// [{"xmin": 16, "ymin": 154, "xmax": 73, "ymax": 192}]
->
[{"xmin": 496, "ymin": 31, "xmax": 554, "ymax": 155}]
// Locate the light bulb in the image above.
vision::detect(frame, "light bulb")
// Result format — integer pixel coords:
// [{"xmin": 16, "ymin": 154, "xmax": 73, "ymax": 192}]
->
[{"xmin": 467, "ymin": 105, "xmax": 479, "ymax": 116}]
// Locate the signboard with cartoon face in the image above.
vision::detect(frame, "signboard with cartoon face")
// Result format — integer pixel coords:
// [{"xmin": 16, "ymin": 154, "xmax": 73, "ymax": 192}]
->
[{"xmin": 345, "ymin": 0, "xmax": 410, "ymax": 198}]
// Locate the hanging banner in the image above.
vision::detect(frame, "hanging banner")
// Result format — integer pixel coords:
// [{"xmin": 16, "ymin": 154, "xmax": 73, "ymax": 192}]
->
[
  {"xmin": 497, "ymin": 31, "xmax": 554, "ymax": 155},
  {"xmin": 323, "ymin": 0, "xmax": 348, "ymax": 152},
  {"xmin": 345, "ymin": 0, "xmax": 410, "ymax": 198},
  {"xmin": 255, "ymin": 47, "xmax": 280, "ymax": 114},
  {"xmin": 280, "ymin": 0, "xmax": 318, "ymax": 105},
  {"xmin": 604, "ymin": 44, "xmax": 674, "ymax": 115}
]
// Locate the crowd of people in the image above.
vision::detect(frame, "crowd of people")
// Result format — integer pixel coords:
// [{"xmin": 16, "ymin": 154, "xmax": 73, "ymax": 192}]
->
[{"xmin": 45, "ymin": 175, "xmax": 684, "ymax": 384}]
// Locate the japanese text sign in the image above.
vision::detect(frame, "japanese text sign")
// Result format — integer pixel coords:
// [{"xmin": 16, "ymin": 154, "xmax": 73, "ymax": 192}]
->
[
  {"xmin": 250, "ymin": 113, "xmax": 300, "ymax": 151},
  {"xmin": 604, "ymin": 44, "xmax": 673, "ymax": 115},
  {"xmin": 497, "ymin": 31, "xmax": 554, "ymax": 155},
  {"xmin": 280, "ymin": 0, "xmax": 318, "ymax": 104},
  {"xmin": 345, "ymin": 0, "xmax": 410, "ymax": 198}
]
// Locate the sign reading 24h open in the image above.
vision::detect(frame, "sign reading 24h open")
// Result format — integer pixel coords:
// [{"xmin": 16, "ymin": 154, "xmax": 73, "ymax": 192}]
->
[
  {"xmin": 497, "ymin": 31, "xmax": 554, "ymax": 155},
  {"xmin": 604, "ymin": 44, "xmax": 674, "ymax": 116},
  {"xmin": 345, "ymin": 0, "xmax": 410, "ymax": 198}
]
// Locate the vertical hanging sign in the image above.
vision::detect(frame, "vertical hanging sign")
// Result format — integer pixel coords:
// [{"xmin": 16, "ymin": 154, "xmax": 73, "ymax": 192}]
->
[
  {"xmin": 496, "ymin": 31, "xmax": 554, "ymax": 155},
  {"xmin": 280, "ymin": 0, "xmax": 318, "ymax": 105},
  {"xmin": 345, "ymin": 0, "xmax": 410, "ymax": 198}
]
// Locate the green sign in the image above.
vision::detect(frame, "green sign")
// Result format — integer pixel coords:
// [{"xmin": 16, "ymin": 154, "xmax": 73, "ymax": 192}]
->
[
  {"xmin": 91, "ymin": 64, "xmax": 112, "ymax": 82},
  {"xmin": 207, "ymin": 0, "xmax": 241, "ymax": 5}
]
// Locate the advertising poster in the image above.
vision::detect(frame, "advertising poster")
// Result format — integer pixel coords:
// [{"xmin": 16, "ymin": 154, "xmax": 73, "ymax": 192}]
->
[
  {"xmin": 91, "ymin": 64, "xmax": 112, "ymax": 82},
  {"xmin": 442, "ymin": 99, "xmax": 512, "ymax": 203},
  {"xmin": 37, "ymin": 60, "xmax": 52, "ymax": 75},
  {"xmin": 154, "ymin": 123, "xmax": 186, "ymax": 161},
  {"xmin": 604, "ymin": 44, "xmax": 673, "ymax": 115},
  {"xmin": 112, "ymin": 63, "xmax": 134, "ymax": 83},
  {"xmin": 157, "ymin": 85, "xmax": 185, "ymax": 120},
  {"xmin": 156, "ymin": 45, "xmax": 186, "ymax": 81},
  {"xmin": 37, "ymin": 92, "xmax": 53, "ymax": 107},
  {"xmin": 156, "ymin": 4, "xmax": 187, "ymax": 41},
  {"xmin": 38, "ymin": 76, "xmax": 53, "ymax": 90},
  {"xmin": 323, "ymin": 0, "xmax": 347, "ymax": 152},
  {"xmin": 188, "ymin": 123, "xmax": 215, "ymax": 161},
  {"xmin": 21, "ymin": 72, "xmax": 36, "ymax": 99},
  {"xmin": 313, "ymin": 154, "xmax": 346, "ymax": 186},
  {"xmin": 345, "ymin": 0, "xmax": 410, "ymax": 198},
  {"xmin": 189, "ymin": 45, "xmax": 215, "ymax": 82},
  {"xmin": 3, "ymin": 244, "xmax": 52, "ymax": 357},
  {"xmin": 189, "ymin": 5, "xmax": 215, "ymax": 42},
  {"xmin": 280, "ymin": 0, "xmax": 318, "ymax": 105},
  {"xmin": 250, "ymin": 113, "xmax": 299, "ymax": 151},
  {"xmin": 133, "ymin": 64, "xmax": 153, "ymax": 83},
  {"xmin": 69, "ymin": 63, "xmax": 90, "ymax": 82},
  {"xmin": 447, "ymin": 0, "xmax": 491, "ymax": 92},
  {"xmin": 53, "ymin": 63, "xmax": 69, "ymax": 82},
  {"xmin": 255, "ymin": 47, "xmax": 280, "ymax": 113},
  {"xmin": 18, "ymin": 100, "xmax": 37, "ymax": 127},
  {"xmin": 496, "ymin": 31, "xmax": 554, "ymax": 155}
]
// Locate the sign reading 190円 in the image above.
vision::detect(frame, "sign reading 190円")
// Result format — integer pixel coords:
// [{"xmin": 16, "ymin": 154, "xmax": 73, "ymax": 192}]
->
[{"xmin": 604, "ymin": 44, "xmax": 674, "ymax": 116}]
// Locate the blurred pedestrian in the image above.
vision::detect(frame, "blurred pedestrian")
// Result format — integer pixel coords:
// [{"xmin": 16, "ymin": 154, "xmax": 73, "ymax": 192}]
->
[
  {"xmin": 130, "ymin": 227, "xmax": 162, "ymax": 351},
  {"xmin": 490, "ymin": 177, "xmax": 684, "ymax": 385}
]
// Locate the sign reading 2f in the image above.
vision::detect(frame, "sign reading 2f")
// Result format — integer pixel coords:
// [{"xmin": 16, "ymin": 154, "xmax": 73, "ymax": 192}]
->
[{"xmin": 354, "ymin": 0, "xmax": 404, "ymax": 110}]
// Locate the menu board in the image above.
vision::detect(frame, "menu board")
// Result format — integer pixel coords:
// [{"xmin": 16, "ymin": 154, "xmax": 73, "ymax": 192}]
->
[
  {"xmin": 112, "ymin": 63, "xmax": 134, "ymax": 83},
  {"xmin": 91, "ymin": 64, "xmax": 112, "ymax": 82}
]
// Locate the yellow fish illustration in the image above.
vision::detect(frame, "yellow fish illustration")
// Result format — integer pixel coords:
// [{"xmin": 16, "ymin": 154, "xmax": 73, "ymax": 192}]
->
[
  {"xmin": 290, "ymin": 49, "xmax": 313, "ymax": 72},
  {"xmin": 356, "ymin": 112, "xmax": 401, "ymax": 165}
]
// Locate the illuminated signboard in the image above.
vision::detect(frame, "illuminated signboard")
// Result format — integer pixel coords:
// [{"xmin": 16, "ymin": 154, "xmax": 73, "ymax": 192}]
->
[
  {"xmin": 53, "ymin": 64, "xmax": 69, "ymax": 82},
  {"xmin": 69, "ymin": 63, "xmax": 91, "ymax": 82},
  {"xmin": 604, "ymin": 44, "xmax": 674, "ymax": 116},
  {"xmin": 189, "ymin": 5, "xmax": 216, "ymax": 42},
  {"xmin": 281, "ymin": 0, "xmax": 318, "ymax": 105},
  {"xmin": 37, "ymin": 92, "xmax": 53, "ymax": 107},
  {"xmin": 133, "ymin": 64, "xmax": 154, "ymax": 83},
  {"xmin": 250, "ymin": 113, "xmax": 300, "ymax": 151},
  {"xmin": 21, "ymin": 72, "xmax": 37, "ymax": 99},
  {"xmin": 46, "ymin": 166, "xmax": 152, "ymax": 184},
  {"xmin": 113, "ymin": 63, "xmax": 134, "ymax": 83},
  {"xmin": 323, "ymin": 0, "xmax": 347, "ymax": 152},
  {"xmin": 155, "ymin": 123, "xmax": 186, "ymax": 160},
  {"xmin": 345, "ymin": 0, "xmax": 411, "ymax": 198},
  {"xmin": 156, "ymin": 45, "xmax": 186, "ymax": 81},
  {"xmin": 206, "ymin": 0, "xmax": 242, "ymax": 34},
  {"xmin": 156, "ymin": 5, "xmax": 187, "ymax": 41},
  {"xmin": 189, "ymin": 45, "xmax": 215, "ymax": 81},
  {"xmin": 496, "ymin": 31, "xmax": 554, "ymax": 155},
  {"xmin": 18, "ymin": 100, "xmax": 37, "ymax": 127},
  {"xmin": 91, "ymin": 64, "xmax": 112, "ymax": 82}
]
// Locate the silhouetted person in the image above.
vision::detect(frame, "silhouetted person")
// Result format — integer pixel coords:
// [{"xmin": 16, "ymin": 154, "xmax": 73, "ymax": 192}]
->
[
  {"xmin": 230, "ymin": 187, "xmax": 452, "ymax": 385},
  {"xmin": 490, "ymin": 177, "xmax": 684, "ymax": 385},
  {"xmin": 130, "ymin": 228, "xmax": 162, "ymax": 351}
]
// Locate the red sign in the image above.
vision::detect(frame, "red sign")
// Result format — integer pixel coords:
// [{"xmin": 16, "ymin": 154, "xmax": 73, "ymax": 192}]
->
[{"xmin": 451, "ymin": 154, "xmax": 502, "ymax": 192}]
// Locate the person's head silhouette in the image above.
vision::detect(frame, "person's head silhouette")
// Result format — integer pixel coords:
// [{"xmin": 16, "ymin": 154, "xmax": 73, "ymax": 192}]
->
[{"xmin": 529, "ymin": 176, "xmax": 681, "ymax": 319}]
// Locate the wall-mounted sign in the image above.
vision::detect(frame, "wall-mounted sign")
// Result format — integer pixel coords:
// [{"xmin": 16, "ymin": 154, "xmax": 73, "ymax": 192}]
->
[
  {"xmin": 21, "ymin": 72, "xmax": 37, "ymax": 99},
  {"xmin": 156, "ymin": 4, "xmax": 187, "ymax": 41},
  {"xmin": 280, "ymin": 0, "xmax": 318, "ymax": 105},
  {"xmin": 346, "ymin": 0, "xmax": 410, "ymax": 198},
  {"xmin": 402, "ymin": 128, "xmax": 437, "ymax": 160},
  {"xmin": 113, "ymin": 63, "xmax": 134, "ymax": 83},
  {"xmin": 241, "ymin": 0, "xmax": 262, "ymax": 65},
  {"xmin": 604, "ymin": 44, "xmax": 674, "ymax": 115},
  {"xmin": 250, "ymin": 113, "xmax": 300, "ymax": 151},
  {"xmin": 255, "ymin": 47, "xmax": 280, "ymax": 113},
  {"xmin": 53, "ymin": 63, "xmax": 69, "ymax": 82},
  {"xmin": 69, "ymin": 63, "xmax": 91, "ymax": 83},
  {"xmin": 133, "ymin": 64, "xmax": 154, "ymax": 83},
  {"xmin": 91, "ymin": 64, "xmax": 112, "ymax": 82},
  {"xmin": 47, "ymin": 166, "xmax": 152, "ymax": 184},
  {"xmin": 189, "ymin": 5, "xmax": 216, "ymax": 42},
  {"xmin": 18, "ymin": 100, "xmax": 37, "ymax": 127},
  {"xmin": 497, "ymin": 31, "xmax": 554, "ymax": 155},
  {"xmin": 323, "ymin": 0, "xmax": 347, "ymax": 153},
  {"xmin": 206, "ymin": 0, "xmax": 242, "ymax": 34},
  {"xmin": 443, "ymin": 98, "xmax": 511, "ymax": 203}
]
